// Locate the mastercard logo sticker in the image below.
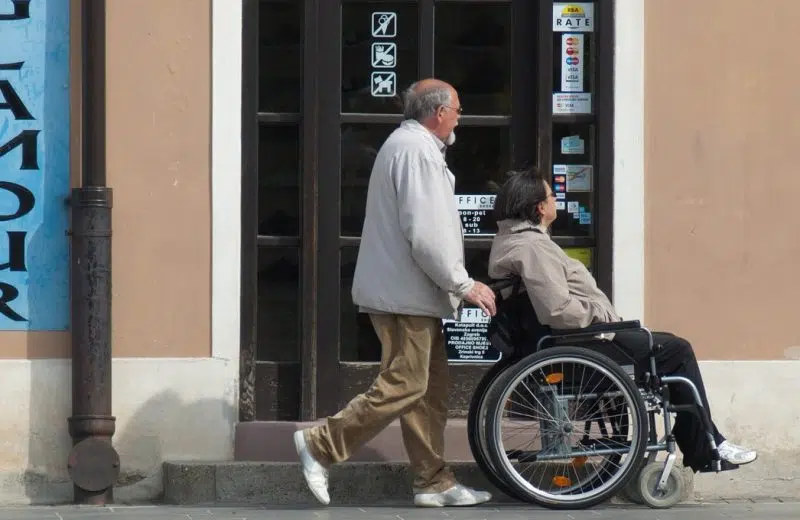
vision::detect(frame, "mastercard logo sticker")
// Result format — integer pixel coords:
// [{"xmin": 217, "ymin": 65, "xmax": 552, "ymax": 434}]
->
[{"xmin": 566, "ymin": 48, "xmax": 579, "ymax": 56}]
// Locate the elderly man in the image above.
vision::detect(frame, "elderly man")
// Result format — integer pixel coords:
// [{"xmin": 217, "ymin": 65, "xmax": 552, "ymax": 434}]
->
[{"xmin": 293, "ymin": 79, "xmax": 496, "ymax": 507}]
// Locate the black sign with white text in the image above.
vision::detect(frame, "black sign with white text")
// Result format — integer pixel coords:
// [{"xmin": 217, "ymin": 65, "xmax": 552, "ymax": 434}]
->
[
  {"xmin": 444, "ymin": 307, "xmax": 501, "ymax": 363},
  {"xmin": 456, "ymin": 194, "xmax": 496, "ymax": 236}
]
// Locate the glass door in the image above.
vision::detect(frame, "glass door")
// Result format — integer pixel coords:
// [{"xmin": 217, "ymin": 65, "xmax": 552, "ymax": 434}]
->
[
  {"xmin": 314, "ymin": 0, "xmax": 546, "ymax": 418},
  {"xmin": 243, "ymin": 0, "xmax": 614, "ymax": 421}
]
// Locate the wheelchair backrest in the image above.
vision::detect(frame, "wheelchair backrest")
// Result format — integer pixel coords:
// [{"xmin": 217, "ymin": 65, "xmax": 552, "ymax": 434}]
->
[{"xmin": 487, "ymin": 275, "xmax": 551, "ymax": 358}]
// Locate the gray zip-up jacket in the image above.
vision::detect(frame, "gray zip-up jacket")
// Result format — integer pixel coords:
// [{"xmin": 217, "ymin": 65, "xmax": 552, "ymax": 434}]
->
[
  {"xmin": 351, "ymin": 120, "xmax": 474, "ymax": 319},
  {"xmin": 488, "ymin": 219, "xmax": 619, "ymax": 329}
]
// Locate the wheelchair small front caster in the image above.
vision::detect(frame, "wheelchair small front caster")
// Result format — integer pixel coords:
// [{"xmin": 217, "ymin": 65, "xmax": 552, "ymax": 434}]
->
[{"xmin": 637, "ymin": 462, "xmax": 685, "ymax": 509}]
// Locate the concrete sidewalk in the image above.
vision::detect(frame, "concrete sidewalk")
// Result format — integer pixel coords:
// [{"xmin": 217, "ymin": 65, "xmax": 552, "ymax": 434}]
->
[{"xmin": 0, "ymin": 502, "xmax": 793, "ymax": 520}]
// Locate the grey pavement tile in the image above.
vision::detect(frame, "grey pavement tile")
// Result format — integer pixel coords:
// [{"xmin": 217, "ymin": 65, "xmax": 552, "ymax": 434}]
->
[{"xmin": 0, "ymin": 503, "xmax": 795, "ymax": 520}]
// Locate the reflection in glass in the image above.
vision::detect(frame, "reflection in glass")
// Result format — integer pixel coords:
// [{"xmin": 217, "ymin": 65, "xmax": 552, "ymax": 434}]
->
[
  {"xmin": 465, "ymin": 248, "xmax": 491, "ymax": 284},
  {"xmin": 340, "ymin": 247, "xmax": 382, "ymax": 362},
  {"xmin": 448, "ymin": 126, "xmax": 511, "ymax": 194},
  {"xmin": 259, "ymin": 125, "xmax": 300, "ymax": 236},
  {"xmin": 342, "ymin": 3, "xmax": 419, "ymax": 114},
  {"xmin": 341, "ymin": 123, "xmax": 396, "ymax": 236},
  {"xmin": 448, "ymin": 126, "xmax": 511, "ymax": 237},
  {"xmin": 259, "ymin": 1, "xmax": 303, "ymax": 113},
  {"xmin": 257, "ymin": 247, "xmax": 300, "ymax": 362},
  {"xmin": 435, "ymin": 3, "xmax": 511, "ymax": 115}
]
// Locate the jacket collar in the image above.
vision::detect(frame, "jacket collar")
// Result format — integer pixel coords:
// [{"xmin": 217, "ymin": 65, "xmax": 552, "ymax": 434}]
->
[
  {"xmin": 496, "ymin": 219, "xmax": 549, "ymax": 236},
  {"xmin": 401, "ymin": 119, "xmax": 447, "ymax": 155}
]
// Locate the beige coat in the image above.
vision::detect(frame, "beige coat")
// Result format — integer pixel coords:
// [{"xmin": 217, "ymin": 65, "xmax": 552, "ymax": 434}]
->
[{"xmin": 488, "ymin": 219, "xmax": 620, "ymax": 329}]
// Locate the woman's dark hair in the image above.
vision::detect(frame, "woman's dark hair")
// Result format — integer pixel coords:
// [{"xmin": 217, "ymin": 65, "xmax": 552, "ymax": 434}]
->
[{"xmin": 493, "ymin": 168, "xmax": 549, "ymax": 225}]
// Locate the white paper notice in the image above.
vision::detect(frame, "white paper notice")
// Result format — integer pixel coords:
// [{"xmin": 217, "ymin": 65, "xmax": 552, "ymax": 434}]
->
[
  {"xmin": 561, "ymin": 135, "xmax": 585, "ymax": 155},
  {"xmin": 553, "ymin": 93, "xmax": 592, "ymax": 115},
  {"xmin": 561, "ymin": 34, "xmax": 584, "ymax": 93},
  {"xmin": 553, "ymin": 3, "xmax": 595, "ymax": 33}
]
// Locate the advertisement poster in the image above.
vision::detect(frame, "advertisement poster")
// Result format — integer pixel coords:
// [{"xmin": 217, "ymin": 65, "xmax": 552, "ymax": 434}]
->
[{"xmin": 0, "ymin": 0, "xmax": 71, "ymax": 330}]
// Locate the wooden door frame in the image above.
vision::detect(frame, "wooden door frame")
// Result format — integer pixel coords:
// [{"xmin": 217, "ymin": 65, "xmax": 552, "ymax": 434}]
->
[{"xmin": 240, "ymin": 0, "xmax": 616, "ymax": 422}]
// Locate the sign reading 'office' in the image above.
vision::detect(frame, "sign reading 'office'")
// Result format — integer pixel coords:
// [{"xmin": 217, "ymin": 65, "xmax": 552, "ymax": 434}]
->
[
  {"xmin": 0, "ymin": 0, "xmax": 70, "ymax": 330},
  {"xmin": 456, "ymin": 194, "xmax": 497, "ymax": 237},
  {"xmin": 443, "ymin": 307, "xmax": 502, "ymax": 363}
]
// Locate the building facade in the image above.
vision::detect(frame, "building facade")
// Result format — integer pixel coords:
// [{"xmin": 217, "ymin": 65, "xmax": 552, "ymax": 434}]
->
[{"xmin": 0, "ymin": 0, "xmax": 796, "ymax": 504}]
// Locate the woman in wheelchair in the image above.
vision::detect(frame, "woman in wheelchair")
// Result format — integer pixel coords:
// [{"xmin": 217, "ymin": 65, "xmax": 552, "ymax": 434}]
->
[{"xmin": 487, "ymin": 168, "xmax": 757, "ymax": 472}]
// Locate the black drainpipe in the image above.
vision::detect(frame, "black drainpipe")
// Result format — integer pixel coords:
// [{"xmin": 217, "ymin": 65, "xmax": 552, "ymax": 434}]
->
[{"xmin": 66, "ymin": 0, "xmax": 120, "ymax": 505}]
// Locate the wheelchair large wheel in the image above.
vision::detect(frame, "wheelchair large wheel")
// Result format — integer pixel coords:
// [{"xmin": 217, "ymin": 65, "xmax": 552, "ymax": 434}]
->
[
  {"xmin": 467, "ymin": 356, "xmax": 524, "ymax": 501},
  {"xmin": 483, "ymin": 346, "xmax": 648, "ymax": 510}
]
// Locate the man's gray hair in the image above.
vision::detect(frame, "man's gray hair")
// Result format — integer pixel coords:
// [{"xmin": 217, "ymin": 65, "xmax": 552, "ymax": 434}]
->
[{"xmin": 402, "ymin": 82, "xmax": 452, "ymax": 121}]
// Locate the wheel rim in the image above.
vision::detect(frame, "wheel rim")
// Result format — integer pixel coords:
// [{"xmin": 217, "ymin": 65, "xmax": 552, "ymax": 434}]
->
[{"xmin": 489, "ymin": 354, "xmax": 643, "ymax": 503}]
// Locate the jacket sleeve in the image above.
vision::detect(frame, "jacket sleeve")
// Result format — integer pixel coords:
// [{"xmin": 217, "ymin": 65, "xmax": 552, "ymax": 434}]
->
[
  {"xmin": 517, "ymin": 241, "xmax": 607, "ymax": 329},
  {"xmin": 393, "ymin": 150, "xmax": 474, "ymax": 298}
]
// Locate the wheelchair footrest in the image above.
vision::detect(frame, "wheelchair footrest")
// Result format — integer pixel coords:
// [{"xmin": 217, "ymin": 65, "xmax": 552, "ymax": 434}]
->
[{"xmin": 697, "ymin": 459, "xmax": 739, "ymax": 473}]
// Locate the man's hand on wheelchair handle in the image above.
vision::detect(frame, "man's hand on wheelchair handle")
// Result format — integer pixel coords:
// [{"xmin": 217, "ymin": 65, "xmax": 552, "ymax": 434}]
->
[{"xmin": 464, "ymin": 281, "xmax": 497, "ymax": 317}]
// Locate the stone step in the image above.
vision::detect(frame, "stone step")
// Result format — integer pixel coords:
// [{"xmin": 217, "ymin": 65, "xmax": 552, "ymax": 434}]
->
[
  {"xmin": 162, "ymin": 461, "xmax": 695, "ymax": 507},
  {"xmin": 163, "ymin": 461, "xmax": 514, "ymax": 506}
]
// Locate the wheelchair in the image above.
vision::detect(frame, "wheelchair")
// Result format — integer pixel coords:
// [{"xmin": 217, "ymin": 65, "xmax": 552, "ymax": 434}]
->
[{"xmin": 467, "ymin": 277, "xmax": 739, "ymax": 510}]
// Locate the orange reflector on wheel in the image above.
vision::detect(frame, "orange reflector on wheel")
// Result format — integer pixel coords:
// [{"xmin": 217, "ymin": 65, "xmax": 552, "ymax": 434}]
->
[
  {"xmin": 572, "ymin": 456, "xmax": 588, "ymax": 468},
  {"xmin": 545, "ymin": 373, "xmax": 563, "ymax": 384},
  {"xmin": 552, "ymin": 475, "xmax": 572, "ymax": 488}
]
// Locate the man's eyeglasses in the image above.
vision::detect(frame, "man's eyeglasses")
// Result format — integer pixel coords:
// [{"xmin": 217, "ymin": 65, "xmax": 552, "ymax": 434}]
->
[{"xmin": 441, "ymin": 105, "xmax": 463, "ymax": 114}]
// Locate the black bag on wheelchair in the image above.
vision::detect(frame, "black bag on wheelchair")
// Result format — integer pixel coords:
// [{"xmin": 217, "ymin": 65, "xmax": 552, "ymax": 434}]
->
[{"xmin": 486, "ymin": 275, "xmax": 550, "ymax": 357}]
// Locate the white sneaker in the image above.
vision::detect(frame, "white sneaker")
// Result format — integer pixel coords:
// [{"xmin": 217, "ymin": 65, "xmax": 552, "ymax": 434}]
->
[
  {"xmin": 717, "ymin": 440, "xmax": 758, "ymax": 465},
  {"xmin": 413, "ymin": 484, "xmax": 492, "ymax": 507},
  {"xmin": 293, "ymin": 429, "xmax": 330, "ymax": 505}
]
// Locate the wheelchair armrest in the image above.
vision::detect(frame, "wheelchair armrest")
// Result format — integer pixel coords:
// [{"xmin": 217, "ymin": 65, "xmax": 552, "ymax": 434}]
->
[
  {"xmin": 487, "ymin": 277, "xmax": 519, "ymax": 295},
  {"xmin": 549, "ymin": 320, "xmax": 642, "ymax": 337}
]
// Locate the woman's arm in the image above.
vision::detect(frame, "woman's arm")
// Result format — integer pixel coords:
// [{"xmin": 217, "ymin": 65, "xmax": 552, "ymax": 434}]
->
[{"xmin": 517, "ymin": 242, "xmax": 608, "ymax": 329}]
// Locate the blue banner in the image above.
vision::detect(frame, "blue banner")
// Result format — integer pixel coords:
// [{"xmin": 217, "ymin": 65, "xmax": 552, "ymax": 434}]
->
[{"xmin": 0, "ymin": 0, "xmax": 70, "ymax": 330}]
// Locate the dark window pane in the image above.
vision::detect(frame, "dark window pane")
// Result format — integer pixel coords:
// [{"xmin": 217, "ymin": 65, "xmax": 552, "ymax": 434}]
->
[
  {"xmin": 449, "ymin": 126, "xmax": 511, "ymax": 237},
  {"xmin": 550, "ymin": 123, "xmax": 595, "ymax": 238},
  {"xmin": 259, "ymin": 0, "xmax": 303, "ymax": 112},
  {"xmin": 259, "ymin": 125, "xmax": 300, "ymax": 236},
  {"xmin": 342, "ymin": 2, "xmax": 419, "ymax": 113},
  {"xmin": 340, "ymin": 246, "xmax": 382, "ymax": 362},
  {"xmin": 435, "ymin": 3, "xmax": 511, "ymax": 115},
  {"xmin": 341, "ymin": 123, "xmax": 396, "ymax": 236},
  {"xmin": 257, "ymin": 247, "xmax": 300, "ymax": 361},
  {"xmin": 341, "ymin": 125, "xmax": 511, "ymax": 237}
]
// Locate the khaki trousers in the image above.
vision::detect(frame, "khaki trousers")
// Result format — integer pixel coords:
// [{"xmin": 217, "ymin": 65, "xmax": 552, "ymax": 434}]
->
[{"xmin": 305, "ymin": 313, "xmax": 456, "ymax": 493}]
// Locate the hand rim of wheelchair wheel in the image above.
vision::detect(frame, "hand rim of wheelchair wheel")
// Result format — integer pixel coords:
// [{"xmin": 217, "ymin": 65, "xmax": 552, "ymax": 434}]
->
[
  {"xmin": 484, "ymin": 347, "xmax": 649, "ymax": 509},
  {"xmin": 637, "ymin": 462, "xmax": 685, "ymax": 509}
]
